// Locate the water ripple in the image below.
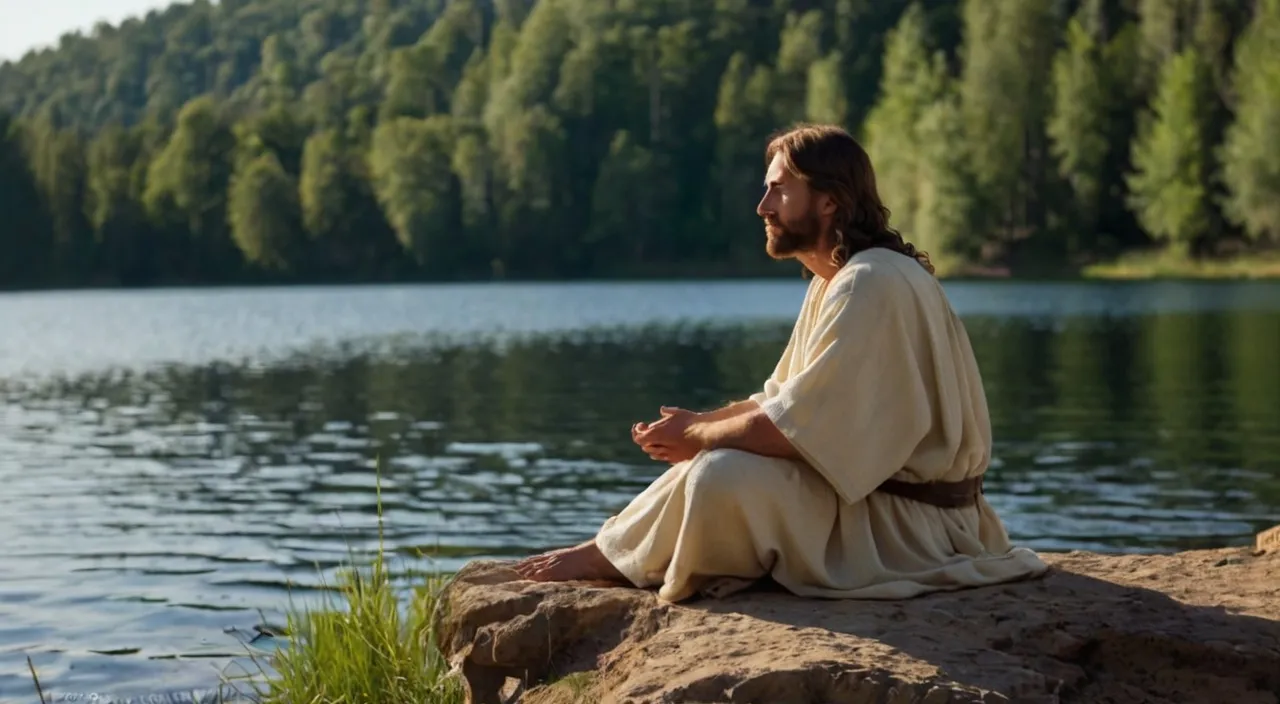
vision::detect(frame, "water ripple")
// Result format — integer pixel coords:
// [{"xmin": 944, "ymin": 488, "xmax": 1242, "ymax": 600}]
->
[{"xmin": 2, "ymin": 283, "xmax": 1279, "ymax": 700}]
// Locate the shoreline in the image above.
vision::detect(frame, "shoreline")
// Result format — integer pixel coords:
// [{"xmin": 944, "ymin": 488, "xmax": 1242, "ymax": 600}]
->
[
  {"xmin": 0, "ymin": 267, "xmax": 1276, "ymax": 296},
  {"xmin": 1079, "ymin": 249, "xmax": 1280, "ymax": 280},
  {"xmin": 1, "ymin": 253, "xmax": 1278, "ymax": 295},
  {"xmin": 18, "ymin": 532, "xmax": 1279, "ymax": 703}
]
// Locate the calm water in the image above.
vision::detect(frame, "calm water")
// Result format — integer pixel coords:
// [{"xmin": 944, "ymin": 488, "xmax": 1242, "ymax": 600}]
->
[{"xmin": 2, "ymin": 280, "xmax": 1278, "ymax": 701}]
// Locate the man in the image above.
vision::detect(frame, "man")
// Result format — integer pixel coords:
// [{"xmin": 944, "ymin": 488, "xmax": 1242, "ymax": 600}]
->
[{"xmin": 514, "ymin": 123, "xmax": 1048, "ymax": 602}]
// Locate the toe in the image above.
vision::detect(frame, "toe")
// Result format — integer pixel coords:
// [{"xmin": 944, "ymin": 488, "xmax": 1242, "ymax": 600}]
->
[
  {"xmin": 515, "ymin": 557, "xmax": 548, "ymax": 580},
  {"xmin": 530, "ymin": 557, "xmax": 563, "ymax": 581},
  {"xmin": 523, "ymin": 566, "xmax": 549, "ymax": 581}
]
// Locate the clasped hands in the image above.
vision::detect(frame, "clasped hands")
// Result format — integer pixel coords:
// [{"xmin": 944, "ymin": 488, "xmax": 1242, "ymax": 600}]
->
[{"xmin": 631, "ymin": 406, "xmax": 704, "ymax": 464}]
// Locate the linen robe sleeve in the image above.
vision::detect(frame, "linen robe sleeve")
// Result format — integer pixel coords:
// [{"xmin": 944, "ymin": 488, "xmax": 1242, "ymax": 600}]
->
[
  {"xmin": 749, "ymin": 278, "xmax": 817, "ymax": 406},
  {"xmin": 757, "ymin": 265, "xmax": 933, "ymax": 505},
  {"xmin": 749, "ymin": 334, "xmax": 794, "ymax": 405}
]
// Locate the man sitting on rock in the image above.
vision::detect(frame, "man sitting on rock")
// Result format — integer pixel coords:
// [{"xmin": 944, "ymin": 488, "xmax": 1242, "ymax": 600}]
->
[{"xmin": 514, "ymin": 123, "xmax": 1049, "ymax": 603}]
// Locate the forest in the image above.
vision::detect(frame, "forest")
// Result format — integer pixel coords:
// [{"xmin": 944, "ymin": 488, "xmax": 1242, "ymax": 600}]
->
[{"xmin": 0, "ymin": 0, "xmax": 1277, "ymax": 288}]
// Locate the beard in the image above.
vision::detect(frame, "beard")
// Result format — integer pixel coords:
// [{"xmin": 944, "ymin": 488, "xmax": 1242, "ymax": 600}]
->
[{"xmin": 763, "ymin": 209, "xmax": 824, "ymax": 259}]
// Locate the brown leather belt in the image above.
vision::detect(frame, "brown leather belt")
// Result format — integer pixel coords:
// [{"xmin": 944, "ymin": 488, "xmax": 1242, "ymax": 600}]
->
[{"xmin": 875, "ymin": 475, "xmax": 984, "ymax": 508}]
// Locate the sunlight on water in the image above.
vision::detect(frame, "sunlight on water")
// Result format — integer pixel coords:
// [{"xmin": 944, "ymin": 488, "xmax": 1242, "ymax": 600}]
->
[
  {"xmin": 1, "ymin": 279, "xmax": 1279, "ymax": 700},
  {"xmin": 1, "ymin": 279, "xmax": 1277, "ymax": 378}
]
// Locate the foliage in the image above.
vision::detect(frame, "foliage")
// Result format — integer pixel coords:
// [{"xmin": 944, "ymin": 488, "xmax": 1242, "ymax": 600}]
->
[
  {"xmin": 862, "ymin": 3, "xmax": 969, "ymax": 268},
  {"xmin": 249, "ymin": 564, "xmax": 463, "ymax": 704},
  {"xmin": 1047, "ymin": 6, "xmax": 1139, "ymax": 255},
  {"xmin": 0, "ymin": 0, "xmax": 1276, "ymax": 289},
  {"xmin": 1126, "ymin": 48, "xmax": 1215, "ymax": 255},
  {"xmin": 246, "ymin": 469, "xmax": 466, "ymax": 704},
  {"xmin": 1219, "ymin": 0, "xmax": 1280, "ymax": 243}
]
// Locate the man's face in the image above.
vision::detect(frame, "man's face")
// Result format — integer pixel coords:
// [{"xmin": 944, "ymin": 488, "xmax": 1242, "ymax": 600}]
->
[{"xmin": 756, "ymin": 152, "xmax": 825, "ymax": 259}]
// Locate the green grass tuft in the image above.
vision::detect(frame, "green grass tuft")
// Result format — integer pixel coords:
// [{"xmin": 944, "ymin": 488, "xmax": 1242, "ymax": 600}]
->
[
  {"xmin": 246, "ymin": 560, "xmax": 465, "ymax": 703},
  {"xmin": 29, "ymin": 459, "xmax": 469, "ymax": 704},
  {"xmin": 238, "ymin": 460, "xmax": 467, "ymax": 704}
]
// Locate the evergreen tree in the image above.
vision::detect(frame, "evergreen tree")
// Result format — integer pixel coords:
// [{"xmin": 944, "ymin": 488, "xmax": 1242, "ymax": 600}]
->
[
  {"xmin": 912, "ymin": 92, "xmax": 976, "ymax": 267},
  {"xmin": 1126, "ymin": 48, "xmax": 1216, "ymax": 255},
  {"xmin": 1220, "ymin": 0, "xmax": 1280, "ymax": 243},
  {"xmin": 773, "ymin": 10, "xmax": 825, "ymax": 125},
  {"xmin": 712, "ymin": 52, "xmax": 777, "ymax": 267},
  {"xmin": 958, "ymin": 0, "xmax": 1058, "ymax": 243},
  {"xmin": 1047, "ymin": 8, "xmax": 1139, "ymax": 255},
  {"xmin": 805, "ymin": 52, "xmax": 849, "ymax": 127},
  {"xmin": 863, "ymin": 3, "xmax": 972, "ymax": 267}
]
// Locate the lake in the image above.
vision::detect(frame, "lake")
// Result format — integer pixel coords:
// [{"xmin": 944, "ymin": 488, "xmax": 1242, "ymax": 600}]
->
[{"xmin": 2, "ymin": 279, "xmax": 1278, "ymax": 701}]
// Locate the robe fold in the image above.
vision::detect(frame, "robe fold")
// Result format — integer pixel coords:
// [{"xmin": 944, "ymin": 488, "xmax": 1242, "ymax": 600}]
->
[{"xmin": 595, "ymin": 247, "xmax": 1049, "ymax": 603}]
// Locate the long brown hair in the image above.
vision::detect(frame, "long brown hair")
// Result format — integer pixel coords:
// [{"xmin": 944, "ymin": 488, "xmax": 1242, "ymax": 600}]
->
[{"xmin": 764, "ymin": 123, "xmax": 934, "ymax": 274}]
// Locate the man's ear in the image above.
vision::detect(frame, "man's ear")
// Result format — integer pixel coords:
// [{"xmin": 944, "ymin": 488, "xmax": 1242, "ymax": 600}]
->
[{"xmin": 817, "ymin": 192, "xmax": 837, "ymax": 217}]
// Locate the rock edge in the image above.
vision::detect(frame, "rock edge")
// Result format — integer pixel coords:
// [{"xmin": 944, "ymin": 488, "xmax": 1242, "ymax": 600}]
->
[{"xmin": 434, "ymin": 546, "xmax": 1280, "ymax": 704}]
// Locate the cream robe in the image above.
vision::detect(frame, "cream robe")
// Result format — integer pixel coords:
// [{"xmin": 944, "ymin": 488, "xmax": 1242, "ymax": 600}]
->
[{"xmin": 595, "ymin": 247, "xmax": 1049, "ymax": 603}]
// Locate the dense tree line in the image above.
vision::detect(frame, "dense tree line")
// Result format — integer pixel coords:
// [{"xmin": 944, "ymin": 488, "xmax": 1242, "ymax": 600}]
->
[{"xmin": 0, "ymin": 0, "xmax": 1277, "ymax": 288}]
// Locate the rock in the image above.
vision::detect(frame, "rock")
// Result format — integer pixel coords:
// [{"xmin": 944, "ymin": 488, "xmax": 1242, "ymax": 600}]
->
[
  {"xmin": 1258, "ymin": 524, "xmax": 1280, "ymax": 554},
  {"xmin": 433, "ymin": 547, "xmax": 1280, "ymax": 704}
]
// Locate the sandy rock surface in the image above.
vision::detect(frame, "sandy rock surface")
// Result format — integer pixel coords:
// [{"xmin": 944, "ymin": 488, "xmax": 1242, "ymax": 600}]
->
[{"xmin": 434, "ymin": 542, "xmax": 1280, "ymax": 704}]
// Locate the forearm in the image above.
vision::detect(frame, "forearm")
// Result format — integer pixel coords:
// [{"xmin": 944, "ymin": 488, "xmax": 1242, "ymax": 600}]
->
[
  {"xmin": 696, "ymin": 399, "xmax": 759, "ymax": 424},
  {"xmin": 692, "ymin": 402, "xmax": 801, "ymax": 460}
]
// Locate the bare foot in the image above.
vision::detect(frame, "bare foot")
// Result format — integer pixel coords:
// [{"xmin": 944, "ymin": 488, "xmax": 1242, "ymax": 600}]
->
[{"xmin": 513, "ymin": 539, "xmax": 628, "ymax": 584}]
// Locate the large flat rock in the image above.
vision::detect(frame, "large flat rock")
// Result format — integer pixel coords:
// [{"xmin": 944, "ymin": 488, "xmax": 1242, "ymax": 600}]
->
[{"xmin": 434, "ymin": 545, "xmax": 1280, "ymax": 704}]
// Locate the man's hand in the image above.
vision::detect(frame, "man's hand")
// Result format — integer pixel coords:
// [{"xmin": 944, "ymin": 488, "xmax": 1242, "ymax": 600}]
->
[
  {"xmin": 632, "ymin": 406, "xmax": 704, "ymax": 464},
  {"xmin": 632, "ymin": 400, "xmax": 803, "ymax": 465}
]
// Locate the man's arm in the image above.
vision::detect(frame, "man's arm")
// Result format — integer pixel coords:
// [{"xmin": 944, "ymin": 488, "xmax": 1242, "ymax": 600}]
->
[
  {"xmin": 694, "ymin": 399, "xmax": 758, "ymax": 423},
  {"xmin": 690, "ymin": 401, "xmax": 803, "ymax": 461}
]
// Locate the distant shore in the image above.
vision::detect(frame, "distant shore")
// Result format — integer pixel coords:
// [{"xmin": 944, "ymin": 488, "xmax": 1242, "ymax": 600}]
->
[
  {"xmin": 1080, "ymin": 250, "xmax": 1280, "ymax": 280},
  {"xmin": 1, "ymin": 252, "xmax": 1278, "ymax": 294}
]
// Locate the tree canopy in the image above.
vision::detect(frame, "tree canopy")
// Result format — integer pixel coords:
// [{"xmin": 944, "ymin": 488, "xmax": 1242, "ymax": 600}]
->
[{"xmin": 0, "ymin": 0, "xmax": 1274, "ymax": 288}]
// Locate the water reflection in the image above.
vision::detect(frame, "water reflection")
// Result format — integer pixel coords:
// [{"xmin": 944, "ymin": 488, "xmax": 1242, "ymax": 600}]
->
[
  {"xmin": 968, "ymin": 309, "xmax": 1280, "ymax": 549},
  {"xmin": 2, "ymin": 310, "xmax": 1278, "ymax": 699}
]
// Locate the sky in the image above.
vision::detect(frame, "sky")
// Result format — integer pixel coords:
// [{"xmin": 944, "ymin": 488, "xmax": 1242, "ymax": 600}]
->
[{"xmin": 0, "ymin": 0, "xmax": 169, "ymax": 61}]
